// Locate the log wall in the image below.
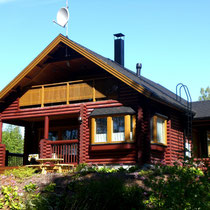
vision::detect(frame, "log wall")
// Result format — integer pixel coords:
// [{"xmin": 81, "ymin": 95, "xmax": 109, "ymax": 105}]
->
[
  {"xmin": 0, "ymin": 80, "xmax": 188, "ymax": 166},
  {"xmin": 0, "ymin": 144, "xmax": 6, "ymax": 166}
]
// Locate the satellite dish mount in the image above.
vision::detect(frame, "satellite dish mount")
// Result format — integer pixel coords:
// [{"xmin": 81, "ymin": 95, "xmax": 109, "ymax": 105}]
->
[{"xmin": 53, "ymin": 0, "xmax": 69, "ymax": 37}]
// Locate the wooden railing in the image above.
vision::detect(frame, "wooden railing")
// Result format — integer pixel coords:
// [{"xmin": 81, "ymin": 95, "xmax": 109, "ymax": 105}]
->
[
  {"xmin": 49, "ymin": 140, "xmax": 79, "ymax": 164},
  {"xmin": 5, "ymin": 151, "xmax": 24, "ymax": 166},
  {"xmin": 19, "ymin": 78, "xmax": 117, "ymax": 107}
]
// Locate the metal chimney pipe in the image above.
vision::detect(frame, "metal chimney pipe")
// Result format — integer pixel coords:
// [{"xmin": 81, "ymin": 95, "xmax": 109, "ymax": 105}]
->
[
  {"xmin": 114, "ymin": 33, "xmax": 125, "ymax": 66},
  {"xmin": 136, "ymin": 63, "xmax": 142, "ymax": 77}
]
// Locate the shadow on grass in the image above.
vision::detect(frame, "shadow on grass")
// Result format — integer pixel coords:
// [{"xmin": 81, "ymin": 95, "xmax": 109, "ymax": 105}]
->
[{"xmin": 27, "ymin": 172, "xmax": 146, "ymax": 210}]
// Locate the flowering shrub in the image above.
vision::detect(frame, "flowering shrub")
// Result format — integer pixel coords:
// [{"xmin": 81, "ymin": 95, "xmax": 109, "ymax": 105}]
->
[
  {"xmin": 4, "ymin": 167, "xmax": 37, "ymax": 179},
  {"xmin": 0, "ymin": 186, "xmax": 24, "ymax": 210},
  {"xmin": 143, "ymin": 162, "xmax": 210, "ymax": 209},
  {"xmin": 0, "ymin": 159, "xmax": 209, "ymax": 209}
]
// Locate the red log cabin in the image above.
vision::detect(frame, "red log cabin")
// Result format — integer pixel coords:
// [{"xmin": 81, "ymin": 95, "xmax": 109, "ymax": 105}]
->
[{"xmin": 0, "ymin": 33, "xmax": 209, "ymax": 167}]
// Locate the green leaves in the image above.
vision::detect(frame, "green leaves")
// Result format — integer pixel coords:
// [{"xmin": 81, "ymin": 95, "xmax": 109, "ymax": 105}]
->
[
  {"xmin": 2, "ymin": 125, "xmax": 23, "ymax": 154},
  {"xmin": 199, "ymin": 86, "xmax": 210, "ymax": 101},
  {"xmin": 4, "ymin": 167, "xmax": 36, "ymax": 179},
  {"xmin": 142, "ymin": 162, "xmax": 210, "ymax": 209},
  {"xmin": 24, "ymin": 182, "xmax": 37, "ymax": 193},
  {"xmin": 0, "ymin": 185, "xmax": 23, "ymax": 210}
]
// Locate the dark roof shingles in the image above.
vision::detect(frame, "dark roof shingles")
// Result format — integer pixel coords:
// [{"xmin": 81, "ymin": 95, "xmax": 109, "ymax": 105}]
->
[
  {"xmin": 72, "ymin": 38, "xmax": 189, "ymax": 111},
  {"xmin": 192, "ymin": 101, "xmax": 210, "ymax": 119}
]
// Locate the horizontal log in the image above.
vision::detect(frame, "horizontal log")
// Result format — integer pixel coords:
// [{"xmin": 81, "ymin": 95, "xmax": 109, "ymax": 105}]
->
[
  {"xmin": 48, "ymin": 139, "xmax": 79, "ymax": 145},
  {"xmin": 3, "ymin": 105, "xmax": 80, "ymax": 117},
  {"xmin": 90, "ymin": 143, "xmax": 135, "ymax": 151},
  {"xmin": 2, "ymin": 110, "xmax": 80, "ymax": 120},
  {"xmin": 87, "ymin": 159, "xmax": 136, "ymax": 164}
]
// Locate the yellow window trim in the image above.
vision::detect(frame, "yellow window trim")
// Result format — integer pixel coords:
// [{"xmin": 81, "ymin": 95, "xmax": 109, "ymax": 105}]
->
[
  {"xmin": 91, "ymin": 118, "xmax": 96, "ymax": 144},
  {"xmin": 125, "ymin": 115, "xmax": 130, "ymax": 141},
  {"xmin": 151, "ymin": 115, "xmax": 167, "ymax": 145},
  {"xmin": 107, "ymin": 116, "xmax": 112, "ymax": 143},
  {"xmin": 91, "ymin": 114, "xmax": 136, "ymax": 144}
]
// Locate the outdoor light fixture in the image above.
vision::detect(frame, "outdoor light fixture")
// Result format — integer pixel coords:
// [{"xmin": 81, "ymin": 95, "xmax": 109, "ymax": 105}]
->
[{"xmin": 78, "ymin": 116, "xmax": 82, "ymax": 123}]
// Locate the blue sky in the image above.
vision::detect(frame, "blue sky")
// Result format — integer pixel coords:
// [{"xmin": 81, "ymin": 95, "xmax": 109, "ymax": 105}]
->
[{"xmin": 0, "ymin": 0, "xmax": 209, "ymax": 101}]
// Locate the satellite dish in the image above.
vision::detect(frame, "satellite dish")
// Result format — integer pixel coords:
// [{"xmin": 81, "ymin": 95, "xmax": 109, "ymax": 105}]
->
[
  {"xmin": 54, "ymin": 7, "xmax": 69, "ymax": 27},
  {"xmin": 53, "ymin": 1, "xmax": 70, "ymax": 37}
]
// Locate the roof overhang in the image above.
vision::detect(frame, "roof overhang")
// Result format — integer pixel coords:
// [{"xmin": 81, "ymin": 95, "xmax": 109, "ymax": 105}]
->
[{"xmin": 0, "ymin": 34, "xmax": 151, "ymax": 104}]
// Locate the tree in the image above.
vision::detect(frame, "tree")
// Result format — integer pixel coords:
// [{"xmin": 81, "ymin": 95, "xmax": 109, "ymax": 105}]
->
[
  {"xmin": 2, "ymin": 125, "xmax": 24, "ymax": 153},
  {"xmin": 198, "ymin": 86, "xmax": 210, "ymax": 101}
]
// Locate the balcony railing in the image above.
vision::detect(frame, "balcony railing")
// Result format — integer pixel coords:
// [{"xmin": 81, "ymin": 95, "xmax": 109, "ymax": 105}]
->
[{"xmin": 20, "ymin": 78, "xmax": 117, "ymax": 107}]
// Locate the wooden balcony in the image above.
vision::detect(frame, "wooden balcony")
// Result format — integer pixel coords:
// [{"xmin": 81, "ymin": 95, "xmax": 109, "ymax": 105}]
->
[{"xmin": 20, "ymin": 78, "xmax": 117, "ymax": 108}]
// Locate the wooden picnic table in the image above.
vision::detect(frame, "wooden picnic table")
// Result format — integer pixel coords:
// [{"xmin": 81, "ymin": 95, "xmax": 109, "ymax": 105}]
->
[
  {"xmin": 26, "ymin": 158, "xmax": 74, "ymax": 174},
  {"xmin": 36, "ymin": 158, "xmax": 64, "ymax": 174},
  {"xmin": 37, "ymin": 158, "xmax": 64, "ymax": 164}
]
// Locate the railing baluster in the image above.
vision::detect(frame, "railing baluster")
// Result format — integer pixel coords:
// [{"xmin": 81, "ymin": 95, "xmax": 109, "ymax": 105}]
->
[
  {"xmin": 76, "ymin": 144, "xmax": 78, "ymax": 163},
  {"xmin": 48, "ymin": 140, "xmax": 78, "ymax": 164},
  {"xmin": 93, "ymin": 80, "xmax": 96, "ymax": 102},
  {"xmin": 74, "ymin": 144, "xmax": 76, "ymax": 163},
  {"xmin": 67, "ymin": 144, "xmax": 69, "ymax": 163},
  {"xmin": 70, "ymin": 145, "xmax": 72, "ymax": 163},
  {"xmin": 41, "ymin": 85, "xmax": 44, "ymax": 107},
  {"xmin": 67, "ymin": 83, "xmax": 70, "ymax": 105}
]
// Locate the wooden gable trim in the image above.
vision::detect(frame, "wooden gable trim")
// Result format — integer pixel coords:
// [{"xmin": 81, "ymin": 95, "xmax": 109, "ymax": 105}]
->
[{"xmin": 0, "ymin": 36, "xmax": 62, "ymax": 100}]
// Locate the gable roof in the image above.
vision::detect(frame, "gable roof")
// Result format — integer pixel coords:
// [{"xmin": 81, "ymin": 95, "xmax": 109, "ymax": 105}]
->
[
  {"xmin": 192, "ymin": 101, "xmax": 210, "ymax": 120},
  {"xmin": 0, "ymin": 34, "xmax": 188, "ymax": 112}
]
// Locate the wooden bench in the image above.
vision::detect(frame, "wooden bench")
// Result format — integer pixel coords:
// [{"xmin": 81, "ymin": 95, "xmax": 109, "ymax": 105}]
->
[
  {"xmin": 26, "ymin": 164, "xmax": 54, "ymax": 174},
  {"xmin": 54, "ymin": 163, "xmax": 74, "ymax": 173},
  {"xmin": 26, "ymin": 163, "xmax": 74, "ymax": 174}
]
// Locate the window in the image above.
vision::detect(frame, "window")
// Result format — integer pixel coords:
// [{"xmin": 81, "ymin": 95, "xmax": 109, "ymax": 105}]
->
[
  {"xmin": 95, "ymin": 118, "xmax": 107, "ymax": 143},
  {"xmin": 151, "ymin": 115, "xmax": 167, "ymax": 145},
  {"xmin": 113, "ymin": 116, "xmax": 125, "ymax": 141},
  {"xmin": 91, "ymin": 115, "xmax": 136, "ymax": 144},
  {"xmin": 48, "ymin": 131, "xmax": 58, "ymax": 141}
]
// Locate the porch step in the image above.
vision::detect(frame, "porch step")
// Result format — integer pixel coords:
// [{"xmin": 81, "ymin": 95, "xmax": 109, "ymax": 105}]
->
[{"xmin": 0, "ymin": 166, "xmax": 19, "ymax": 174}]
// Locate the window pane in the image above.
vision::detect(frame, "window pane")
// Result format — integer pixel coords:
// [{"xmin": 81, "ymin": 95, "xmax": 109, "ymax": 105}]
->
[
  {"xmin": 62, "ymin": 129, "xmax": 78, "ymax": 140},
  {"xmin": 130, "ymin": 115, "xmax": 134, "ymax": 140},
  {"xmin": 157, "ymin": 118, "xmax": 165, "ymax": 144},
  {"xmin": 113, "ymin": 116, "xmax": 125, "ymax": 141},
  {"xmin": 95, "ymin": 118, "xmax": 107, "ymax": 142},
  {"xmin": 48, "ymin": 131, "xmax": 58, "ymax": 141}
]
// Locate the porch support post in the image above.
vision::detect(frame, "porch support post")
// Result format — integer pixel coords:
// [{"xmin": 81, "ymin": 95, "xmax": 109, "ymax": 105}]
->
[
  {"xmin": 79, "ymin": 104, "xmax": 88, "ymax": 164},
  {"xmin": 0, "ymin": 120, "xmax": 2, "ymax": 143},
  {"xmin": 136, "ymin": 106, "xmax": 144, "ymax": 165},
  {"xmin": 44, "ymin": 116, "xmax": 49, "ymax": 140}
]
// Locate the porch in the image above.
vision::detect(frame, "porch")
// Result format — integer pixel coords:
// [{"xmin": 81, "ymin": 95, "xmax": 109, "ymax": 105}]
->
[
  {"xmin": 39, "ymin": 139, "xmax": 78, "ymax": 165},
  {"xmin": 0, "ymin": 103, "xmax": 87, "ymax": 167}
]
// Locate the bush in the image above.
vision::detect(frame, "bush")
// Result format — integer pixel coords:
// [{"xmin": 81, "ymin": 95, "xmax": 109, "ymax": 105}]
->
[
  {"xmin": 65, "ymin": 175, "xmax": 145, "ymax": 210},
  {"xmin": 143, "ymin": 162, "xmax": 210, "ymax": 209},
  {"xmin": 20, "ymin": 160, "xmax": 210, "ymax": 209},
  {"xmin": 0, "ymin": 185, "xmax": 24, "ymax": 209},
  {"xmin": 4, "ymin": 167, "xmax": 37, "ymax": 179}
]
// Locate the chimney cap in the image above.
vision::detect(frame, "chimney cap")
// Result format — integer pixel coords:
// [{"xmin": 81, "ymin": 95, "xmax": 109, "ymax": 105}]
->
[{"xmin": 114, "ymin": 33, "xmax": 125, "ymax": 39}]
